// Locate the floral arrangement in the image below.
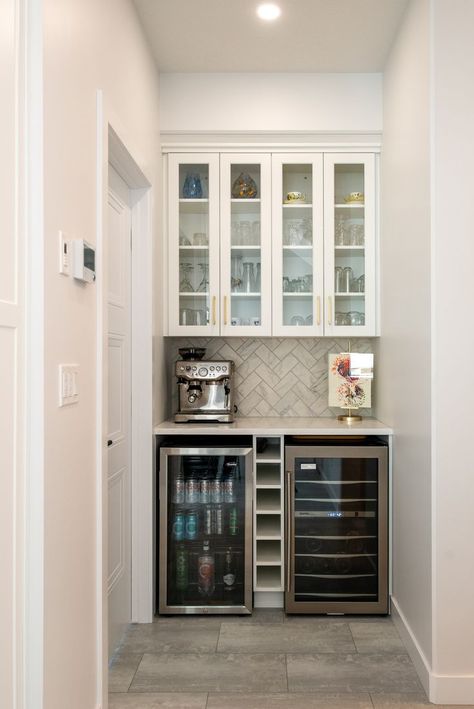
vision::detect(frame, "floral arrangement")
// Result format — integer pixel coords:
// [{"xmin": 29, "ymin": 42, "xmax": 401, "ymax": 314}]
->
[{"xmin": 328, "ymin": 353, "xmax": 371, "ymax": 409}]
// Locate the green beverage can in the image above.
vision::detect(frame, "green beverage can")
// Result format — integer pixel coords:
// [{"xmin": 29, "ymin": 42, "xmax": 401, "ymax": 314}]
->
[
  {"xmin": 176, "ymin": 545, "xmax": 188, "ymax": 591},
  {"xmin": 229, "ymin": 507, "xmax": 238, "ymax": 536}
]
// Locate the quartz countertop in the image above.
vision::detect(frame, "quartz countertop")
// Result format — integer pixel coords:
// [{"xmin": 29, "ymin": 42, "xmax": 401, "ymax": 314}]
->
[{"xmin": 153, "ymin": 417, "xmax": 393, "ymax": 436}]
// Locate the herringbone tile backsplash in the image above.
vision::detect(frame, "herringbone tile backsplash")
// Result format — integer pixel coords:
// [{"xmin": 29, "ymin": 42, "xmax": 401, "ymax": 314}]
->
[{"xmin": 166, "ymin": 337, "xmax": 375, "ymax": 418}]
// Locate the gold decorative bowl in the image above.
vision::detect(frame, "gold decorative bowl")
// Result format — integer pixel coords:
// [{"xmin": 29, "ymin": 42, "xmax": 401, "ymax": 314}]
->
[{"xmin": 344, "ymin": 191, "xmax": 364, "ymax": 204}]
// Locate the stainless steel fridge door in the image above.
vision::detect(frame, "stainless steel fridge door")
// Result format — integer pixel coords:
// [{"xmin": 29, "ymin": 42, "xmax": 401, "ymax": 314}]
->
[
  {"xmin": 159, "ymin": 446, "xmax": 253, "ymax": 614},
  {"xmin": 285, "ymin": 445, "xmax": 388, "ymax": 614}
]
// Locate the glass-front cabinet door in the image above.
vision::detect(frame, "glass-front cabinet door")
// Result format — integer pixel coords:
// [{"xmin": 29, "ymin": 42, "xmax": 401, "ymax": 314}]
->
[
  {"xmin": 272, "ymin": 154, "xmax": 324, "ymax": 336},
  {"xmin": 168, "ymin": 154, "xmax": 220, "ymax": 336},
  {"xmin": 324, "ymin": 154, "xmax": 376, "ymax": 336},
  {"xmin": 220, "ymin": 154, "xmax": 272, "ymax": 336}
]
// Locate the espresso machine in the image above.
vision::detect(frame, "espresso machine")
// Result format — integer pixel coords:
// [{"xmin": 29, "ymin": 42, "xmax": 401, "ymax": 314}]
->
[{"xmin": 174, "ymin": 348, "xmax": 235, "ymax": 423}]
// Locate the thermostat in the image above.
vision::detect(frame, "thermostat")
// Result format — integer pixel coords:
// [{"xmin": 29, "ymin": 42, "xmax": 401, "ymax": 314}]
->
[{"xmin": 72, "ymin": 239, "xmax": 96, "ymax": 283}]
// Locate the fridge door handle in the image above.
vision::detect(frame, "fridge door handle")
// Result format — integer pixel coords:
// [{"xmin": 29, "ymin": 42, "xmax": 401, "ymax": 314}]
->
[{"xmin": 286, "ymin": 469, "xmax": 293, "ymax": 593}]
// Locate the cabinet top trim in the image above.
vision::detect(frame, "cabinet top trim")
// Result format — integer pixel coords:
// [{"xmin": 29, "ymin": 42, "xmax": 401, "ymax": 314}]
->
[{"xmin": 161, "ymin": 143, "xmax": 381, "ymax": 154}]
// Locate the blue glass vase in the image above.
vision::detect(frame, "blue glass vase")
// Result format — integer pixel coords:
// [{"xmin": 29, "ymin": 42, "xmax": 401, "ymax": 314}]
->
[{"xmin": 183, "ymin": 172, "xmax": 203, "ymax": 198}]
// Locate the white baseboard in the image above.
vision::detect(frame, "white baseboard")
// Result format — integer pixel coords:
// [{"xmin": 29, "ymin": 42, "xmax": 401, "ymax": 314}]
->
[
  {"xmin": 253, "ymin": 591, "xmax": 284, "ymax": 608},
  {"xmin": 390, "ymin": 597, "xmax": 431, "ymax": 696},
  {"xmin": 391, "ymin": 596, "xmax": 474, "ymax": 705}
]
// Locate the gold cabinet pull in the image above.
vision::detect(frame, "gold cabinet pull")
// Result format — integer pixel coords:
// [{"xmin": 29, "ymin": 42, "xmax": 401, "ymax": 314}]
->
[
  {"xmin": 223, "ymin": 295, "xmax": 228, "ymax": 325},
  {"xmin": 212, "ymin": 295, "xmax": 216, "ymax": 325},
  {"xmin": 316, "ymin": 296, "xmax": 321, "ymax": 326},
  {"xmin": 328, "ymin": 296, "xmax": 332, "ymax": 325}
]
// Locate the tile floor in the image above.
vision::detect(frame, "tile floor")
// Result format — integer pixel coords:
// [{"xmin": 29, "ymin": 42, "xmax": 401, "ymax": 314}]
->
[{"xmin": 108, "ymin": 611, "xmax": 469, "ymax": 709}]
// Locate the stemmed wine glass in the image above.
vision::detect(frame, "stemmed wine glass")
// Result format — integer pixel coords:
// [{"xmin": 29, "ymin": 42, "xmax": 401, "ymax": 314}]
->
[
  {"xmin": 197, "ymin": 263, "xmax": 209, "ymax": 293},
  {"xmin": 179, "ymin": 262, "xmax": 194, "ymax": 292}
]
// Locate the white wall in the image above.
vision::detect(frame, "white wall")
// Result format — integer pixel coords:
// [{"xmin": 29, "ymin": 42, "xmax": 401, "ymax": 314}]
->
[
  {"xmin": 159, "ymin": 72, "xmax": 383, "ymax": 133},
  {"xmin": 378, "ymin": 0, "xmax": 432, "ymax": 670},
  {"xmin": 0, "ymin": 1, "xmax": 22, "ymax": 706},
  {"xmin": 42, "ymin": 1, "xmax": 162, "ymax": 708},
  {"xmin": 431, "ymin": 0, "xmax": 474, "ymax": 697}
]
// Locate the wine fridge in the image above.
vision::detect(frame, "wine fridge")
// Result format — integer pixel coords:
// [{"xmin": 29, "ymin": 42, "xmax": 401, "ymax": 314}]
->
[
  {"xmin": 159, "ymin": 444, "xmax": 253, "ymax": 614},
  {"xmin": 285, "ymin": 440, "xmax": 388, "ymax": 614}
]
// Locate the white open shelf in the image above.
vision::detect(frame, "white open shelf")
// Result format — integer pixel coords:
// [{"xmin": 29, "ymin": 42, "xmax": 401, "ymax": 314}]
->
[
  {"xmin": 254, "ymin": 435, "xmax": 284, "ymax": 596},
  {"xmin": 256, "ymin": 439, "xmax": 281, "ymax": 462},
  {"xmin": 256, "ymin": 514, "xmax": 281, "ymax": 538},
  {"xmin": 256, "ymin": 566, "xmax": 283, "ymax": 591},
  {"xmin": 256, "ymin": 463, "xmax": 281, "ymax": 487},
  {"xmin": 256, "ymin": 488, "xmax": 281, "ymax": 513},
  {"xmin": 256, "ymin": 540, "xmax": 282, "ymax": 565}
]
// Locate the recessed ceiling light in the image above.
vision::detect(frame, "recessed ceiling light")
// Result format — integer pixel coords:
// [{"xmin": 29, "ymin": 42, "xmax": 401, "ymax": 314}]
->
[{"xmin": 256, "ymin": 3, "xmax": 281, "ymax": 21}]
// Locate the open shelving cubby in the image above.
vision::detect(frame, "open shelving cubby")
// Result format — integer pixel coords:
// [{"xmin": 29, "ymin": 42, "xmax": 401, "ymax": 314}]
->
[{"xmin": 253, "ymin": 436, "xmax": 284, "ymax": 604}]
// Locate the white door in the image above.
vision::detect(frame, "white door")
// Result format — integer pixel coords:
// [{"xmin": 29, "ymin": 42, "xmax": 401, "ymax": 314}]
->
[
  {"xmin": 323, "ymin": 153, "xmax": 377, "ymax": 336},
  {"xmin": 107, "ymin": 166, "xmax": 132, "ymax": 658},
  {"xmin": 272, "ymin": 154, "xmax": 324, "ymax": 336},
  {"xmin": 168, "ymin": 153, "xmax": 220, "ymax": 336},
  {"xmin": 220, "ymin": 153, "xmax": 272, "ymax": 336}
]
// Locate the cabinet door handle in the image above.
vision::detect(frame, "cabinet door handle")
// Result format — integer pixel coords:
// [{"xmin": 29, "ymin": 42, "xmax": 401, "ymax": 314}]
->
[
  {"xmin": 223, "ymin": 295, "xmax": 228, "ymax": 326},
  {"xmin": 316, "ymin": 296, "xmax": 321, "ymax": 326},
  {"xmin": 286, "ymin": 470, "xmax": 293, "ymax": 593},
  {"xmin": 212, "ymin": 295, "xmax": 216, "ymax": 325},
  {"xmin": 327, "ymin": 296, "xmax": 332, "ymax": 325}
]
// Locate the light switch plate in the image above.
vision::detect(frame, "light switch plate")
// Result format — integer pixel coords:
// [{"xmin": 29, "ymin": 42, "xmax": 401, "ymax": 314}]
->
[
  {"xmin": 59, "ymin": 231, "xmax": 70, "ymax": 276},
  {"xmin": 59, "ymin": 364, "xmax": 79, "ymax": 406}
]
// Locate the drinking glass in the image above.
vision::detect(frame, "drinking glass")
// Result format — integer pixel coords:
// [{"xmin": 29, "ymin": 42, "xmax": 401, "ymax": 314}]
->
[
  {"xmin": 179, "ymin": 262, "xmax": 194, "ymax": 292},
  {"xmin": 251, "ymin": 220, "xmax": 260, "ymax": 244},
  {"xmin": 241, "ymin": 262, "xmax": 255, "ymax": 293},
  {"xmin": 342, "ymin": 267, "xmax": 353, "ymax": 292},
  {"xmin": 240, "ymin": 221, "xmax": 251, "ymax": 245},
  {"xmin": 335, "ymin": 214, "xmax": 345, "ymax": 246},
  {"xmin": 255, "ymin": 263, "xmax": 261, "ymax": 291},
  {"xmin": 335, "ymin": 266, "xmax": 343, "ymax": 293},
  {"xmin": 290, "ymin": 315, "xmax": 305, "ymax": 326},
  {"xmin": 197, "ymin": 263, "xmax": 209, "ymax": 293}
]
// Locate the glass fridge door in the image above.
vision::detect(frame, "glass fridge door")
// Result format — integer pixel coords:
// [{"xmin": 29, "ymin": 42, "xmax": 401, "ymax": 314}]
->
[
  {"xmin": 286, "ymin": 445, "xmax": 388, "ymax": 614},
  {"xmin": 159, "ymin": 447, "xmax": 253, "ymax": 614}
]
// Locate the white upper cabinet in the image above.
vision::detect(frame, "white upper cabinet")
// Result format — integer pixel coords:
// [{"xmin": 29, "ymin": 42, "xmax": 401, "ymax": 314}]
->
[
  {"xmin": 272, "ymin": 154, "xmax": 324, "ymax": 336},
  {"xmin": 165, "ymin": 150, "xmax": 378, "ymax": 337},
  {"xmin": 323, "ymin": 154, "xmax": 376, "ymax": 336},
  {"xmin": 168, "ymin": 154, "xmax": 220, "ymax": 336},
  {"xmin": 220, "ymin": 154, "xmax": 272, "ymax": 336}
]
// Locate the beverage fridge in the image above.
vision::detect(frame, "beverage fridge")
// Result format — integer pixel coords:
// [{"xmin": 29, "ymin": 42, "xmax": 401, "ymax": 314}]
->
[
  {"xmin": 285, "ymin": 440, "xmax": 388, "ymax": 614},
  {"xmin": 159, "ymin": 444, "xmax": 253, "ymax": 614}
]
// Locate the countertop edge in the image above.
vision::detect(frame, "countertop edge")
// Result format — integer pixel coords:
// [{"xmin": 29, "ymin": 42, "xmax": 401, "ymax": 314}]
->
[{"xmin": 153, "ymin": 417, "xmax": 393, "ymax": 436}]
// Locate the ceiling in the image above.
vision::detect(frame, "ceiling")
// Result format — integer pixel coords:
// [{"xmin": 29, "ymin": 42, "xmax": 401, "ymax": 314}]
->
[{"xmin": 133, "ymin": 0, "xmax": 409, "ymax": 73}]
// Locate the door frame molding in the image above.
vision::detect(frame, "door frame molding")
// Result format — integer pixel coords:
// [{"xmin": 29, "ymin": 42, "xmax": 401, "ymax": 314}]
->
[{"xmin": 96, "ymin": 91, "xmax": 153, "ymax": 708}]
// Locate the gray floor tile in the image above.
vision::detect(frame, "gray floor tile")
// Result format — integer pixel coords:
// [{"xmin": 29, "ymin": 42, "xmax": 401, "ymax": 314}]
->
[
  {"xmin": 108, "ymin": 692, "xmax": 208, "ymax": 708},
  {"xmin": 207, "ymin": 692, "xmax": 373, "ymax": 708},
  {"xmin": 350, "ymin": 621, "xmax": 406, "ymax": 653},
  {"xmin": 219, "ymin": 609, "xmax": 285, "ymax": 624},
  {"xmin": 218, "ymin": 621, "xmax": 355, "ymax": 654},
  {"xmin": 130, "ymin": 652, "xmax": 287, "ymax": 693},
  {"xmin": 153, "ymin": 616, "xmax": 222, "ymax": 630},
  {"xmin": 120, "ymin": 623, "xmax": 219, "ymax": 654},
  {"xmin": 371, "ymin": 693, "xmax": 474, "ymax": 708},
  {"xmin": 287, "ymin": 653, "xmax": 423, "ymax": 693},
  {"xmin": 109, "ymin": 654, "xmax": 142, "ymax": 693}
]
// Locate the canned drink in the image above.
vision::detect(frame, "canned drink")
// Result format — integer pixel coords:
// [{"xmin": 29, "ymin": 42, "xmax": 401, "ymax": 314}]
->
[
  {"xmin": 229, "ymin": 507, "xmax": 238, "ymax": 536},
  {"xmin": 223, "ymin": 479, "xmax": 235, "ymax": 503},
  {"xmin": 215, "ymin": 505, "xmax": 223, "ymax": 535},
  {"xmin": 200, "ymin": 478, "xmax": 210, "ymax": 504},
  {"xmin": 210, "ymin": 479, "xmax": 223, "ymax": 504},
  {"xmin": 172, "ymin": 474, "xmax": 185, "ymax": 504},
  {"xmin": 185, "ymin": 476, "xmax": 200, "ymax": 504},
  {"xmin": 172, "ymin": 512, "xmax": 185, "ymax": 541},
  {"xmin": 185, "ymin": 510, "xmax": 198, "ymax": 540},
  {"xmin": 204, "ymin": 505, "xmax": 213, "ymax": 536}
]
